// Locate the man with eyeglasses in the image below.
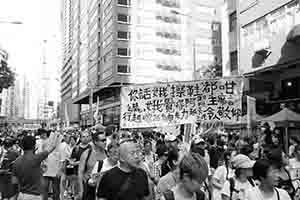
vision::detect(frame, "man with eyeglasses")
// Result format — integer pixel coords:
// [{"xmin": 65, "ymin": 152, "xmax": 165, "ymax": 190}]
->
[
  {"xmin": 97, "ymin": 139, "xmax": 149, "ymax": 200},
  {"xmin": 78, "ymin": 130, "xmax": 106, "ymax": 200}
]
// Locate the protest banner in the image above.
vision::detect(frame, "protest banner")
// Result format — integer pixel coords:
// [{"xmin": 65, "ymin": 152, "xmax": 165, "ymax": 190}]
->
[{"xmin": 120, "ymin": 77, "xmax": 243, "ymax": 128}]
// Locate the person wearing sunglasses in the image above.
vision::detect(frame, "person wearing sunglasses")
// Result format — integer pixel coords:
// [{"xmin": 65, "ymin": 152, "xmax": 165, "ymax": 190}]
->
[{"xmin": 78, "ymin": 131, "xmax": 107, "ymax": 200}]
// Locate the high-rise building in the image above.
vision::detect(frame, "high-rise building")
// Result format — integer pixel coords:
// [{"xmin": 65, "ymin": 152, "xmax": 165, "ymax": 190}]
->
[
  {"xmin": 60, "ymin": 0, "xmax": 80, "ymax": 126},
  {"xmin": 0, "ymin": 47, "xmax": 8, "ymax": 118},
  {"xmin": 20, "ymin": 75, "xmax": 31, "ymax": 119},
  {"xmin": 62, "ymin": 0, "xmax": 224, "ymax": 127},
  {"xmin": 221, "ymin": 0, "xmax": 238, "ymax": 77},
  {"xmin": 222, "ymin": 0, "xmax": 300, "ymax": 115}
]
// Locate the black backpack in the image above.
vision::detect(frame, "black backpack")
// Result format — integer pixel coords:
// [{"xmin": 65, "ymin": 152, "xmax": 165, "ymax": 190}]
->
[{"xmin": 163, "ymin": 189, "xmax": 205, "ymax": 200}]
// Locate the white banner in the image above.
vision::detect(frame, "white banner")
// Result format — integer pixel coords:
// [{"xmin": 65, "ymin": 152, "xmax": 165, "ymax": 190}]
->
[{"xmin": 120, "ymin": 77, "xmax": 243, "ymax": 128}]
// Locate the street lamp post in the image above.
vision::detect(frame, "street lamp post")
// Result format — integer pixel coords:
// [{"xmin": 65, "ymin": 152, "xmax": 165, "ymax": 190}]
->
[{"xmin": 171, "ymin": 10, "xmax": 197, "ymax": 80}]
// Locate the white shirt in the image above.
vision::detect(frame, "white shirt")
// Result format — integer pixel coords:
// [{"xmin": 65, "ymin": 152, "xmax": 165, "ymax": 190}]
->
[
  {"xmin": 43, "ymin": 133, "xmax": 64, "ymax": 177},
  {"xmin": 58, "ymin": 141, "xmax": 72, "ymax": 162},
  {"xmin": 245, "ymin": 187, "xmax": 291, "ymax": 200},
  {"xmin": 221, "ymin": 178, "xmax": 253, "ymax": 200},
  {"xmin": 212, "ymin": 165, "xmax": 234, "ymax": 200},
  {"xmin": 91, "ymin": 158, "xmax": 116, "ymax": 175}
]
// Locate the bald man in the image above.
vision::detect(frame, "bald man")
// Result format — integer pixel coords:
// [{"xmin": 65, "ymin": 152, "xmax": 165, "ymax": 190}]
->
[{"xmin": 97, "ymin": 140, "xmax": 149, "ymax": 200}]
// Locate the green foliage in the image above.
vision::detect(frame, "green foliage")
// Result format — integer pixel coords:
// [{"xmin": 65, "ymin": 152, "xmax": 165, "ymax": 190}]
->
[{"xmin": 0, "ymin": 60, "xmax": 15, "ymax": 93}]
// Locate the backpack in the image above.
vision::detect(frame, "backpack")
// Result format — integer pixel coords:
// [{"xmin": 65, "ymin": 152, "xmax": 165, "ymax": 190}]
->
[
  {"xmin": 97, "ymin": 160, "xmax": 104, "ymax": 173},
  {"xmin": 163, "ymin": 189, "xmax": 205, "ymax": 200}
]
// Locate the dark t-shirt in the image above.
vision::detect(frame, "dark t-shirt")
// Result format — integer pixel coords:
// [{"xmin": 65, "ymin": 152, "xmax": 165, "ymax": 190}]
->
[
  {"xmin": 12, "ymin": 151, "xmax": 48, "ymax": 195},
  {"xmin": 97, "ymin": 166, "xmax": 149, "ymax": 200}
]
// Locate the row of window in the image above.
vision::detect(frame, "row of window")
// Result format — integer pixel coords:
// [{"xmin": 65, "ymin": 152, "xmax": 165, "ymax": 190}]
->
[
  {"xmin": 156, "ymin": 32, "xmax": 181, "ymax": 40},
  {"xmin": 156, "ymin": 64, "xmax": 181, "ymax": 71},
  {"xmin": 242, "ymin": 0, "xmax": 300, "ymax": 42},
  {"xmin": 156, "ymin": 15, "xmax": 181, "ymax": 24},
  {"xmin": 156, "ymin": 0, "xmax": 180, "ymax": 8},
  {"xmin": 156, "ymin": 48, "xmax": 181, "ymax": 56}
]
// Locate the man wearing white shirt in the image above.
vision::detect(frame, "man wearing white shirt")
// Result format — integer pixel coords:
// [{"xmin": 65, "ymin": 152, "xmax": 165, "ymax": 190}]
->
[{"xmin": 42, "ymin": 132, "xmax": 64, "ymax": 200}]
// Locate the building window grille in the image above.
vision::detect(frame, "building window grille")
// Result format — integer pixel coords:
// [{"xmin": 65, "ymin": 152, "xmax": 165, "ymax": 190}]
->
[
  {"xmin": 117, "ymin": 14, "xmax": 130, "ymax": 24},
  {"xmin": 117, "ymin": 31, "xmax": 130, "ymax": 40},
  {"xmin": 117, "ymin": 48, "xmax": 131, "ymax": 57},
  {"xmin": 117, "ymin": 64, "xmax": 131, "ymax": 73},
  {"xmin": 118, "ymin": 0, "xmax": 130, "ymax": 6},
  {"xmin": 229, "ymin": 12, "xmax": 237, "ymax": 32}
]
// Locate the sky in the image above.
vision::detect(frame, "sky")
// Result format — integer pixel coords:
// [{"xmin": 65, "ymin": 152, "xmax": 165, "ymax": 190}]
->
[{"xmin": 0, "ymin": 0, "xmax": 61, "ymax": 118}]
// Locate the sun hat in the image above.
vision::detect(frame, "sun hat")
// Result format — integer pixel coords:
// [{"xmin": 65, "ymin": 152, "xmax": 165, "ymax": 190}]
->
[{"xmin": 231, "ymin": 154, "xmax": 255, "ymax": 169}]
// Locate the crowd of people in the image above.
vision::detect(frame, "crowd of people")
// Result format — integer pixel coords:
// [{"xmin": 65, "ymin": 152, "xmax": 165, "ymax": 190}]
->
[{"xmin": 0, "ymin": 122, "xmax": 300, "ymax": 200}]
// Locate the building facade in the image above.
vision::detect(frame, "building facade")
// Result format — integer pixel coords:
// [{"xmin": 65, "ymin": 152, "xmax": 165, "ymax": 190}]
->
[
  {"xmin": 65, "ymin": 0, "xmax": 223, "ymax": 127},
  {"xmin": 222, "ymin": 0, "xmax": 300, "ymax": 115},
  {"xmin": 60, "ymin": 0, "xmax": 80, "ymax": 126},
  {"xmin": 0, "ymin": 47, "xmax": 8, "ymax": 118},
  {"xmin": 221, "ymin": 0, "xmax": 238, "ymax": 77}
]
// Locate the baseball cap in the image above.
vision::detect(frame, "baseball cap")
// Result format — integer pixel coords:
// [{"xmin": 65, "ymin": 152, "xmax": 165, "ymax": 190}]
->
[
  {"xmin": 231, "ymin": 154, "xmax": 255, "ymax": 169},
  {"xmin": 165, "ymin": 134, "xmax": 177, "ymax": 142}
]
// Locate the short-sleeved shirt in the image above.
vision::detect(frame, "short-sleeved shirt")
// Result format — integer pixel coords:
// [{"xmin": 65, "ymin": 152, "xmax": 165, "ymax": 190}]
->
[
  {"xmin": 245, "ymin": 187, "xmax": 291, "ymax": 200},
  {"xmin": 97, "ymin": 166, "xmax": 149, "ymax": 200},
  {"xmin": 212, "ymin": 165, "xmax": 234, "ymax": 200},
  {"xmin": 221, "ymin": 178, "xmax": 253, "ymax": 200},
  {"xmin": 12, "ymin": 152, "xmax": 49, "ymax": 195}
]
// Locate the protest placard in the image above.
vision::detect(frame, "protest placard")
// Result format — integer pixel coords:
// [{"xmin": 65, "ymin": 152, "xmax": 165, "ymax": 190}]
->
[{"xmin": 120, "ymin": 77, "xmax": 243, "ymax": 128}]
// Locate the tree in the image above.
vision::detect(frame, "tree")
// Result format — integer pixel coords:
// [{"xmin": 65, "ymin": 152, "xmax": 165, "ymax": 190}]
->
[
  {"xmin": 201, "ymin": 63, "xmax": 222, "ymax": 78},
  {"xmin": 0, "ymin": 60, "xmax": 15, "ymax": 93}
]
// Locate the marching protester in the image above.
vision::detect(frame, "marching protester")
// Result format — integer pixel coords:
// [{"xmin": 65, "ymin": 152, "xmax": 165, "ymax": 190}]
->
[
  {"xmin": 245, "ymin": 159, "xmax": 291, "ymax": 200},
  {"xmin": 211, "ymin": 151, "xmax": 234, "ymax": 200},
  {"xmin": 78, "ymin": 130, "xmax": 106, "ymax": 200},
  {"xmin": 153, "ymin": 144, "xmax": 169, "ymax": 184},
  {"xmin": 156, "ymin": 147, "xmax": 181, "ymax": 199},
  {"xmin": 160, "ymin": 152, "xmax": 208, "ymax": 200},
  {"xmin": 288, "ymin": 144, "xmax": 300, "ymax": 198},
  {"xmin": 90, "ymin": 143, "xmax": 119, "ymax": 188},
  {"xmin": 96, "ymin": 139, "xmax": 150, "ymax": 200},
  {"xmin": 65, "ymin": 130, "xmax": 91, "ymax": 199},
  {"xmin": 221, "ymin": 154, "xmax": 255, "ymax": 200},
  {"xmin": 0, "ymin": 137, "xmax": 20, "ymax": 200},
  {"xmin": 11, "ymin": 132, "xmax": 61, "ymax": 200}
]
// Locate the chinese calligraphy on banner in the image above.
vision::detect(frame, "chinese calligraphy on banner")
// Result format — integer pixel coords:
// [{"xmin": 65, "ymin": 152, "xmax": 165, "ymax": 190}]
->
[{"xmin": 120, "ymin": 78, "xmax": 244, "ymax": 128}]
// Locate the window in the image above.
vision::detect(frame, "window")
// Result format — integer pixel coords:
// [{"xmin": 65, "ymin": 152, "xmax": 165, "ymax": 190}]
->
[
  {"xmin": 212, "ymin": 23, "xmax": 219, "ymax": 31},
  {"xmin": 117, "ymin": 31, "xmax": 130, "ymax": 40},
  {"xmin": 230, "ymin": 51, "xmax": 238, "ymax": 72},
  {"xmin": 117, "ymin": 48, "xmax": 131, "ymax": 56},
  {"xmin": 117, "ymin": 64, "xmax": 130, "ymax": 73},
  {"xmin": 117, "ymin": 14, "xmax": 130, "ymax": 24},
  {"xmin": 229, "ymin": 12, "xmax": 237, "ymax": 32},
  {"xmin": 118, "ymin": 0, "xmax": 130, "ymax": 6}
]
